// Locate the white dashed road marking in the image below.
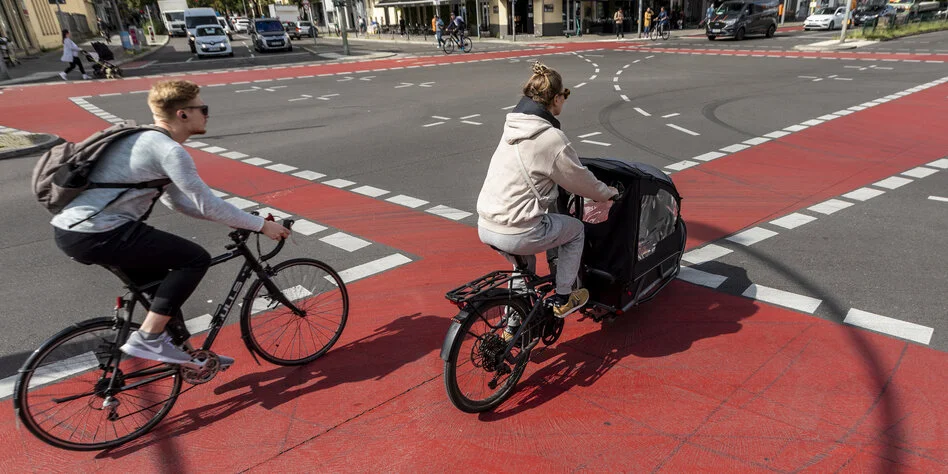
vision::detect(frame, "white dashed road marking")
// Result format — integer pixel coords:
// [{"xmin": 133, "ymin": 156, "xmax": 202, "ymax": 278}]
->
[
  {"xmin": 743, "ymin": 284, "xmax": 822, "ymax": 314},
  {"xmin": 336, "ymin": 254, "xmax": 413, "ymax": 284},
  {"xmin": 666, "ymin": 124, "xmax": 700, "ymax": 136},
  {"xmin": 320, "ymin": 232, "xmax": 371, "ymax": 252},
  {"xmin": 682, "ymin": 244, "xmax": 732, "ymax": 265},
  {"xmin": 844, "ymin": 308, "xmax": 933, "ymax": 345},
  {"xmin": 678, "ymin": 266, "xmax": 728, "ymax": 289}
]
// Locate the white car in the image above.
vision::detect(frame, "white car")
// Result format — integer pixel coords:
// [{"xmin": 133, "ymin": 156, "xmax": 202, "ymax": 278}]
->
[
  {"xmin": 193, "ymin": 25, "xmax": 233, "ymax": 58},
  {"xmin": 804, "ymin": 7, "xmax": 846, "ymax": 30},
  {"xmin": 233, "ymin": 18, "xmax": 250, "ymax": 33}
]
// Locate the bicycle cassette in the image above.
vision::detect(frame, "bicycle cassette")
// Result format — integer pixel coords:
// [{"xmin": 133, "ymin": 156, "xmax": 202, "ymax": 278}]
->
[{"xmin": 181, "ymin": 350, "xmax": 221, "ymax": 385}]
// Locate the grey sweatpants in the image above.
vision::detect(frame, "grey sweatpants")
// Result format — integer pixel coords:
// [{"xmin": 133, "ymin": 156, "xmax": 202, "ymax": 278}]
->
[{"xmin": 478, "ymin": 213, "xmax": 585, "ymax": 296}]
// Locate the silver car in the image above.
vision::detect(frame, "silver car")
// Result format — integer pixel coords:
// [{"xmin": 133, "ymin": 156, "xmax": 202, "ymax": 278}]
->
[{"xmin": 251, "ymin": 18, "xmax": 292, "ymax": 52}]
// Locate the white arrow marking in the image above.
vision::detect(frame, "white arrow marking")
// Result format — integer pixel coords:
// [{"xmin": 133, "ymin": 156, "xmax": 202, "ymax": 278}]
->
[
  {"xmin": 418, "ymin": 82, "xmax": 435, "ymax": 87},
  {"xmin": 395, "ymin": 83, "xmax": 414, "ymax": 88},
  {"xmin": 337, "ymin": 76, "xmax": 354, "ymax": 82},
  {"xmin": 432, "ymin": 115, "xmax": 451, "ymax": 120},
  {"xmin": 459, "ymin": 114, "xmax": 481, "ymax": 120},
  {"xmin": 359, "ymin": 76, "xmax": 376, "ymax": 81}
]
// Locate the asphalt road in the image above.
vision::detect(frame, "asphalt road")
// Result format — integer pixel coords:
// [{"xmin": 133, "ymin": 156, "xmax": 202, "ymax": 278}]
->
[{"xmin": 0, "ymin": 30, "xmax": 946, "ymax": 380}]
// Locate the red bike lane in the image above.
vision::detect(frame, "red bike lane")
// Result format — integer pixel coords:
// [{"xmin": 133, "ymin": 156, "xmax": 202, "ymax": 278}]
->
[{"xmin": 0, "ymin": 53, "xmax": 945, "ymax": 471}]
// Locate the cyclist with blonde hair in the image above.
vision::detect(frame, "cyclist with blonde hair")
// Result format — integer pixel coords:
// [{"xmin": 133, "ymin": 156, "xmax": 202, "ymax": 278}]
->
[
  {"xmin": 51, "ymin": 79, "xmax": 291, "ymax": 369},
  {"xmin": 476, "ymin": 62, "xmax": 618, "ymax": 339}
]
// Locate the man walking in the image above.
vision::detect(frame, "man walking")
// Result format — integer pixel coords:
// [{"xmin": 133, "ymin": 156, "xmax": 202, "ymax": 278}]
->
[
  {"xmin": 614, "ymin": 8, "xmax": 625, "ymax": 38},
  {"xmin": 433, "ymin": 14, "xmax": 444, "ymax": 49},
  {"xmin": 574, "ymin": 3, "xmax": 582, "ymax": 36}
]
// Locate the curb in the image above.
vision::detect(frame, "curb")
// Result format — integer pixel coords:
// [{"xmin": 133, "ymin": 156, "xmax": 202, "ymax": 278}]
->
[
  {"xmin": 112, "ymin": 35, "xmax": 172, "ymax": 68},
  {"xmin": 300, "ymin": 46, "xmax": 398, "ymax": 61},
  {"xmin": 0, "ymin": 133, "xmax": 62, "ymax": 160}
]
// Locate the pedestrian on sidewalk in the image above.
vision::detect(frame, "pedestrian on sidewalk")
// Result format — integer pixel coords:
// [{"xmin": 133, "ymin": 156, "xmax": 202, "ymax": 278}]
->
[
  {"xmin": 59, "ymin": 30, "xmax": 90, "ymax": 81},
  {"xmin": 97, "ymin": 17, "xmax": 111, "ymax": 44},
  {"xmin": 642, "ymin": 7, "xmax": 653, "ymax": 37},
  {"xmin": 614, "ymin": 8, "xmax": 625, "ymax": 38},
  {"xmin": 433, "ymin": 14, "xmax": 444, "ymax": 49},
  {"xmin": 574, "ymin": 4, "xmax": 582, "ymax": 36}
]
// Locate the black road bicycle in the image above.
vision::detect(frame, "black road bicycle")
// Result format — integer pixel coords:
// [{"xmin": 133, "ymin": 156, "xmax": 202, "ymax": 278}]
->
[
  {"xmin": 13, "ymin": 218, "xmax": 349, "ymax": 450},
  {"xmin": 442, "ymin": 32, "xmax": 473, "ymax": 54}
]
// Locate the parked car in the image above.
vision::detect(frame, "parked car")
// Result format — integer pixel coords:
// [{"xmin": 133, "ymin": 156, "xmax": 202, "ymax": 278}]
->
[
  {"xmin": 251, "ymin": 18, "xmax": 292, "ymax": 52},
  {"xmin": 284, "ymin": 21, "xmax": 316, "ymax": 39},
  {"xmin": 804, "ymin": 7, "xmax": 846, "ymax": 30},
  {"xmin": 706, "ymin": 0, "xmax": 779, "ymax": 41},
  {"xmin": 853, "ymin": 4, "xmax": 898, "ymax": 25},
  {"xmin": 193, "ymin": 24, "xmax": 233, "ymax": 58},
  {"xmin": 216, "ymin": 17, "xmax": 234, "ymax": 40},
  {"xmin": 233, "ymin": 17, "xmax": 250, "ymax": 33}
]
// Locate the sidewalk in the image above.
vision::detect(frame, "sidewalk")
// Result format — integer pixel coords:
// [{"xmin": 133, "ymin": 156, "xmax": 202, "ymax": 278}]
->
[
  {"xmin": 317, "ymin": 22, "xmax": 804, "ymax": 47},
  {"xmin": 0, "ymin": 34, "xmax": 169, "ymax": 87}
]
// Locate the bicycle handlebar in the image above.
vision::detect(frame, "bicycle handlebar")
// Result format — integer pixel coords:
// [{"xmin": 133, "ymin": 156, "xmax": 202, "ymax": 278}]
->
[{"xmin": 259, "ymin": 219, "xmax": 294, "ymax": 262}]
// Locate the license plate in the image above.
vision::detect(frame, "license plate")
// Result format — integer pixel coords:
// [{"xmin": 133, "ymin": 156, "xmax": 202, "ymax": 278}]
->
[{"xmin": 711, "ymin": 29, "xmax": 721, "ymax": 33}]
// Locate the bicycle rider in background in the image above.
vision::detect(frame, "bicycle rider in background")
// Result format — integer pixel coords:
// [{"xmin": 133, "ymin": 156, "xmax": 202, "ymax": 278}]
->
[
  {"xmin": 445, "ymin": 12, "xmax": 466, "ymax": 44},
  {"xmin": 656, "ymin": 7, "xmax": 669, "ymax": 31},
  {"xmin": 51, "ymin": 79, "xmax": 291, "ymax": 370}
]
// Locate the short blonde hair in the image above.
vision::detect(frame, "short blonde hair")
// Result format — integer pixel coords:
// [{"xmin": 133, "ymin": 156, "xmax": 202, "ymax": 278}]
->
[
  {"xmin": 148, "ymin": 80, "xmax": 201, "ymax": 120},
  {"xmin": 522, "ymin": 61, "xmax": 564, "ymax": 109}
]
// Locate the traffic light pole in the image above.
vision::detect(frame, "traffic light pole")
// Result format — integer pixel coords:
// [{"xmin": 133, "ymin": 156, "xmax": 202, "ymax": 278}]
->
[{"xmin": 334, "ymin": 0, "xmax": 350, "ymax": 55}]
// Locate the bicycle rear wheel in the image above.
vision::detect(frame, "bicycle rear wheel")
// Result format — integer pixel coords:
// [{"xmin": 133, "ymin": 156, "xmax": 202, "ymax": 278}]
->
[
  {"xmin": 442, "ymin": 39, "xmax": 456, "ymax": 54},
  {"xmin": 444, "ymin": 296, "xmax": 532, "ymax": 413},
  {"xmin": 661, "ymin": 25, "xmax": 670, "ymax": 40},
  {"xmin": 242, "ymin": 258, "xmax": 349, "ymax": 366},
  {"xmin": 461, "ymin": 37, "xmax": 473, "ymax": 53},
  {"xmin": 14, "ymin": 318, "xmax": 182, "ymax": 450}
]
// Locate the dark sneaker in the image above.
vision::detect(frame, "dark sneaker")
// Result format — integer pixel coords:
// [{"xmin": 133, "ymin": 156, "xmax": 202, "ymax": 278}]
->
[
  {"xmin": 121, "ymin": 331, "xmax": 205, "ymax": 368},
  {"xmin": 552, "ymin": 289, "xmax": 590, "ymax": 319}
]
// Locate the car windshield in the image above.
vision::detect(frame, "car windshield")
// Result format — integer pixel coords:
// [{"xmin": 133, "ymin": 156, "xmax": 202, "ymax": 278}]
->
[
  {"xmin": 186, "ymin": 16, "xmax": 218, "ymax": 28},
  {"xmin": 255, "ymin": 21, "xmax": 284, "ymax": 32},
  {"xmin": 165, "ymin": 12, "xmax": 184, "ymax": 22},
  {"xmin": 815, "ymin": 8, "xmax": 836, "ymax": 14},
  {"xmin": 715, "ymin": 2, "xmax": 745, "ymax": 14},
  {"xmin": 197, "ymin": 26, "xmax": 224, "ymax": 36}
]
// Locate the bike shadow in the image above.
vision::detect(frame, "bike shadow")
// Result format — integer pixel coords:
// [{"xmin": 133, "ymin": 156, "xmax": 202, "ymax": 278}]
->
[
  {"xmin": 97, "ymin": 312, "xmax": 441, "ymax": 459},
  {"xmin": 480, "ymin": 262, "xmax": 758, "ymax": 422}
]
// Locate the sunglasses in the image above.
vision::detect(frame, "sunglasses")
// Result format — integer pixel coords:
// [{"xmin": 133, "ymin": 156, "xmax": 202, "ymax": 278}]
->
[
  {"xmin": 559, "ymin": 88, "xmax": 571, "ymax": 100},
  {"xmin": 181, "ymin": 105, "xmax": 210, "ymax": 117}
]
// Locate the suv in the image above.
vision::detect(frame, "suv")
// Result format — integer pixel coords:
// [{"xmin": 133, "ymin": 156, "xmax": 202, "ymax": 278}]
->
[
  {"xmin": 707, "ymin": 0, "xmax": 779, "ymax": 40},
  {"xmin": 251, "ymin": 18, "xmax": 292, "ymax": 52}
]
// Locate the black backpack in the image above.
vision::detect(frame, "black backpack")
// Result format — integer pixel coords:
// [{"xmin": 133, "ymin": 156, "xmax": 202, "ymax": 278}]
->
[{"xmin": 31, "ymin": 122, "xmax": 172, "ymax": 226}]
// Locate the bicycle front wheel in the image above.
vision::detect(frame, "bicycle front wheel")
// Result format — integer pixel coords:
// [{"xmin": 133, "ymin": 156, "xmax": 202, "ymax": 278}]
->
[
  {"xmin": 442, "ymin": 39, "xmax": 456, "ymax": 54},
  {"xmin": 242, "ymin": 258, "xmax": 349, "ymax": 366},
  {"xmin": 14, "ymin": 318, "xmax": 182, "ymax": 450},
  {"xmin": 444, "ymin": 296, "xmax": 532, "ymax": 413},
  {"xmin": 650, "ymin": 27, "xmax": 658, "ymax": 40},
  {"xmin": 461, "ymin": 37, "xmax": 473, "ymax": 53}
]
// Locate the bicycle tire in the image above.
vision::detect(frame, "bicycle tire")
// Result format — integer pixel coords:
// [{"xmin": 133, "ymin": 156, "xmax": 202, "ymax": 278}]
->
[
  {"xmin": 442, "ymin": 39, "xmax": 456, "ymax": 54},
  {"xmin": 14, "ymin": 318, "xmax": 182, "ymax": 450},
  {"xmin": 461, "ymin": 37, "xmax": 473, "ymax": 53},
  {"xmin": 444, "ymin": 296, "xmax": 532, "ymax": 413},
  {"xmin": 661, "ymin": 25, "xmax": 670, "ymax": 40},
  {"xmin": 241, "ymin": 258, "xmax": 349, "ymax": 366},
  {"xmin": 649, "ymin": 27, "xmax": 658, "ymax": 40}
]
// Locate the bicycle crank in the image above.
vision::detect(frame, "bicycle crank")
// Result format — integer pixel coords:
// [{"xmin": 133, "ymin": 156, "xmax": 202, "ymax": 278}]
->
[{"xmin": 181, "ymin": 350, "xmax": 221, "ymax": 385}]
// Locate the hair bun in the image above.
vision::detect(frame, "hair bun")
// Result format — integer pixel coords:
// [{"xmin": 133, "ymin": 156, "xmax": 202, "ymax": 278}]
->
[{"xmin": 532, "ymin": 61, "xmax": 549, "ymax": 76}]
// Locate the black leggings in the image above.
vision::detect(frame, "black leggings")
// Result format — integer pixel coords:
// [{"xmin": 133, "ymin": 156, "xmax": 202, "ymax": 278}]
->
[
  {"xmin": 54, "ymin": 222, "xmax": 211, "ymax": 317},
  {"xmin": 64, "ymin": 56, "xmax": 85, "ymax": 75}
]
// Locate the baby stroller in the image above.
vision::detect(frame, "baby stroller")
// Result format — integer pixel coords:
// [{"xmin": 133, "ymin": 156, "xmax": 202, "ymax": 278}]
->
[{"xmin": 83, "ymin": 42, "xmax": 122, "ymax": 79}]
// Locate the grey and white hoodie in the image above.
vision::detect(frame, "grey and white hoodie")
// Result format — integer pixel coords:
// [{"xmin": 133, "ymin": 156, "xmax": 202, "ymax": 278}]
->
[
  {"xmin": 476, "ymin": 97, "xmax": 614, "ymax": 235},
  {"xmin": 51, "ymin": 130, "xmax": 264, "ymax": 233}
]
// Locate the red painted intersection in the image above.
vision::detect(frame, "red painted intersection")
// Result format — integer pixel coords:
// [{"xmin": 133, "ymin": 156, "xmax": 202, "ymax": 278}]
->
[{"xmin": 0, "ymin": 46, "xmax": 946, "ymax": 471}]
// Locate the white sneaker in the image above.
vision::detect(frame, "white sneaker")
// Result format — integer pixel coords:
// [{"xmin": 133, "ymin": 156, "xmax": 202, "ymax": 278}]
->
[
  {"xmin": 82, "ymin": 74, "xmax": 91, "ymax": 80},
  {"xmin": 121, "ymin": 331, "xmax": 205, "ymax": 368},
  {"xmin": 58, "ymin": 72, "xmax": 68, "ymax": 81}
]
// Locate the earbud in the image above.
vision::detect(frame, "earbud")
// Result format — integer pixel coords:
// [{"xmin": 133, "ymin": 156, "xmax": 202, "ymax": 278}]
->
[{"xmin": 181, "ymin": 113, "xmax": 188, "ymax": 119}]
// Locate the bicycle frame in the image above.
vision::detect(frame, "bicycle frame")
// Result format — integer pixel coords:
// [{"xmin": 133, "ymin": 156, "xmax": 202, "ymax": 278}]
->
[{"xmin": 96, "ymin": 224, "xmax": 300, "ymax": 397}]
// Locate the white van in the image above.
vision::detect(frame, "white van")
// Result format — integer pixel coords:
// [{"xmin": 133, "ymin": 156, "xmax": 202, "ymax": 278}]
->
[{"xmin": 184, "ymin": 8, "xmax": 220, "ymax": 52}]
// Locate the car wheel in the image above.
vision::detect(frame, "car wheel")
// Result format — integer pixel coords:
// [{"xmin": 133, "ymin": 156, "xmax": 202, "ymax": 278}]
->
[
  {"xmin": 828, "ymin": 21, "xmax": 835, "ymax": 30},
  {"xmin": 735, "ymin": 27, "xmax": 745, "ymax": 40},
  {"xmin": 287, "ymin": 45, "xmax": 293, "ymax": 52},
  {"xmin": 766, "ymin": 24, "xmax": 776, "ymax": 37},
  {"xmin": 708, "ymin": 35, "xmax": 716, "ymax": 40}
]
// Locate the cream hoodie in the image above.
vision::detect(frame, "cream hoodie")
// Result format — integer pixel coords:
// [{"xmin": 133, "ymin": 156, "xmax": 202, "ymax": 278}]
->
[{"xmin": 477, "ymin": 107, "xmax": 615, "ymax": 234}]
